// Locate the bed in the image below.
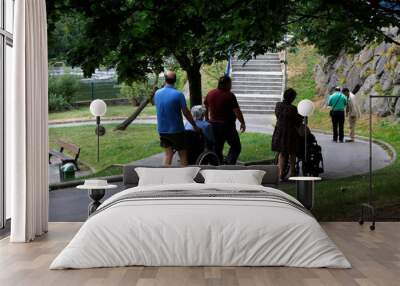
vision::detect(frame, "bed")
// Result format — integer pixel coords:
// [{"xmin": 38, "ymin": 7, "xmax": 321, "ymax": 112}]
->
[{"xmin": 50, "ymin": 165, "xmax": 350, "ymax": 269}]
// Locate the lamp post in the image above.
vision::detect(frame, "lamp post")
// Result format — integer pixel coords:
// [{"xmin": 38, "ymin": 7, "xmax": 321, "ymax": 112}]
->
[
  {"xmin": 89, "ymin": 99, "xmax": 107, "ymax": 162},
  {"xmin": 290, "ymin": 99, "xmax": 318, "ymax": 210},
  {"xmin": 297, "ymin": 99, "xmax": 315, "ymax": 176}
]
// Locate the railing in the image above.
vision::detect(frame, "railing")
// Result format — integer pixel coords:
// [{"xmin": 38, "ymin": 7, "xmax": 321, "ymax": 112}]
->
[
  {"xmin": 224, "ymin": 52, "xmax": 232, "ymax": 77},
  {"xmin": 278, "ymin": 49, "xmax": 287, "ymax": 100},
  {"xmin": 279, "ymin": 34, "xmax": 291, "ymax": 100}
]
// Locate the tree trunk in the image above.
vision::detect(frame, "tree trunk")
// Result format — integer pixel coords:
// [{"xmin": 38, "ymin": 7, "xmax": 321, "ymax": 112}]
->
[
  {"xmin": 114, "ymin": 74, "xmax": 159, "ymax": 131},
  {"xmin": 113, "ymin": 97, "xmax": 150, "ymax": 131},
  {"xmin": 186, "ymin": 66, "xmax": 202, "ymax": 107}
]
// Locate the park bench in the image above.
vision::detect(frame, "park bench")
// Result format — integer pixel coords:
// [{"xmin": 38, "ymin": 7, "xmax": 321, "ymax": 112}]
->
[{"xmin": 49, "ymin": 139, "xmax": 81, "ymax": 170}]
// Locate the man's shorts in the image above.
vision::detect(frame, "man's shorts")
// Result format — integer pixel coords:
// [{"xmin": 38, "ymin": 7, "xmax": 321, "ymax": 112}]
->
[{"xmin": 159, "ymin": 132, "xmax": 187, "ymax": 151}]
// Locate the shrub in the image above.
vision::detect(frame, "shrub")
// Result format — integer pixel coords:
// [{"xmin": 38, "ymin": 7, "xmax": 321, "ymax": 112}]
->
[
  {"xmin": 48, "ymin": 93, "xmax": 72, "ymax": 112},
  {"xmin": 119, "ymin": 80, "xmax": 153, "ymax": 106},
  {"xmin": 175, "ymin": 69, "xmax": 187, "ymax": 91},
  {"xmin": 48, "ymin": 74, "xmax": 80, "ymax": 104}
]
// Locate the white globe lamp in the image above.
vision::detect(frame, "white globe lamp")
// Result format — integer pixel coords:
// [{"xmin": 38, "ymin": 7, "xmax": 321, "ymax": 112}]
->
[
  {"xmin": 297, "ymin": 99, "xmax": 315, "ymax": 176},
  {"xmin": 89, "ymin": 99, "xmax": 107, "ymax": 162},
  {"xmin": 297, "ymin": 99, "xmax": 315, "ymax": 117},
  {"xmin": 90, "ymin": 99, "xmax": 107, "ymax": 117}
]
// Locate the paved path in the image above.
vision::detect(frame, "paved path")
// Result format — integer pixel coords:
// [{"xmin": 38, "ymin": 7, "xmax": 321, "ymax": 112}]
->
[
  {"xmin": 68, "ymin": 114, "xmax": 391, "ymax": 180},
  {"xmin": 239, "ymin": 114, "xmax": 392, "ymax": 180},
  {"xmin": 49, "ymin": 114, "xmax": 393, "ymax": 180},
  {"xmin": 48, "ymin": 114, "xmax": 393, "ymax": 221}
]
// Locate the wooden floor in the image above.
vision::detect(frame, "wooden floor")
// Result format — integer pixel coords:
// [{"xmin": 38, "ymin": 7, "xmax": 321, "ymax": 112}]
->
[{"xmin": 0, "ymin": 222, "xmax": 399, "ymax": 286}]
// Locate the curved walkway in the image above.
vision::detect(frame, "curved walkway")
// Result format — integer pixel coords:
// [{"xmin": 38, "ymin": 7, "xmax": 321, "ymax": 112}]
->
[
  {"xmin": 48, "ymin": 115, "xmax": 394, "ymax": 221},
  {"xmin": 49, "ymin": 114, "xmax": 393, "ymax": 180}
]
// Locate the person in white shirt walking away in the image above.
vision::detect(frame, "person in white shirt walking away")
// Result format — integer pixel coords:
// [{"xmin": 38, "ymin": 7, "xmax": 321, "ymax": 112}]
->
[{"xmin": 342, "ymin": 87, "xmax": 361, "ymax": 143}]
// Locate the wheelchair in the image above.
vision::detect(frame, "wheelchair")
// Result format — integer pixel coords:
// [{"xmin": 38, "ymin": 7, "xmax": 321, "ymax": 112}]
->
[
  {"xmin": 185, "ymin": 130, "xmax": 220, "ymax": 165},
  {"xmin": 274, "ymin": 126, "xmax": 324, "ymax": 178}
]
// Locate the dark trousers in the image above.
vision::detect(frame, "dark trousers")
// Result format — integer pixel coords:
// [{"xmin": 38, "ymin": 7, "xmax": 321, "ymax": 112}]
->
[
  {"xmin": 331, "ymin": 110, "xmax": 345, "ymax": 142},
  {"xmin": 211, "ymin": 122, "xmax": 241, "ymax": 164}
]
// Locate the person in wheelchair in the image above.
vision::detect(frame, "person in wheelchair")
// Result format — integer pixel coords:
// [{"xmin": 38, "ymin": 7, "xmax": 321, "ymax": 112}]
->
[
  {"xmin": 184, "ymin": 106, "xmax": 219, "ymax": 165},
  {"xmin": 184, "ymin": 105, "xmax": 215, "ymax": 148}
]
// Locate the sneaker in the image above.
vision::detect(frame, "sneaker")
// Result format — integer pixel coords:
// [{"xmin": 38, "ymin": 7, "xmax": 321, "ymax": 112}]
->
[
  {"xmin": 332, "ymin": 139, "xmax": 338, "ymax": 143},
  {"xmin": 345, "ymin": 139, "xmax": 354, "ymax": 143},
  {"xmin": 339, "ymin": 140, "xmax": 344, "ymax": 143}
]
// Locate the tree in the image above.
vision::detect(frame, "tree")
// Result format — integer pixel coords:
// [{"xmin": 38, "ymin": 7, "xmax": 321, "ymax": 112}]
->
[
  {"xmin": 47, "ymin": 14, "xmax": 86, "ymax": 61},
  {"xmin": 47, "ymin": 0, "xmax": 290, "ymax": 107},
  {"xmin": 288, "ymin": 0, "xmax": 400, "ymax": 57},
  {"xmin": 47, "ymin": 0, "xmax": 400, "ymax": 108}
]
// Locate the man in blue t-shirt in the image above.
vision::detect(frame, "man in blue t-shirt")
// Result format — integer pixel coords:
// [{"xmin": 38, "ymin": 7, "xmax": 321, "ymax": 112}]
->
[{"xmin": 154, "ymin": 71, "xmax": 200, "ymax": 166}]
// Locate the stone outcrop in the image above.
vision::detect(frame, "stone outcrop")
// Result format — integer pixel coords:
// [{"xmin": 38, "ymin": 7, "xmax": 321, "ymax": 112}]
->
[{"xmin": 314, "ymin": 27, "xmax": 400, "ymax": 116}]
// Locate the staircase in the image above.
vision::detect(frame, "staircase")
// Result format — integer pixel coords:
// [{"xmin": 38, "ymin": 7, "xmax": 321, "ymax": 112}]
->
[{"xmin": 231, "ymin": 53, "xmax": 285, "ymax": 115}]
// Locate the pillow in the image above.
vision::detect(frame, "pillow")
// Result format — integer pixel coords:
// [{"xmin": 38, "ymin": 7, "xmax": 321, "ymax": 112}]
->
[
  {"xmin": 200, "ymin": 169, "xmax": 266, "ymax": 185},
  {"xmin": 135, "ymin": 167, "xmax": 201, "ymax": 186}
]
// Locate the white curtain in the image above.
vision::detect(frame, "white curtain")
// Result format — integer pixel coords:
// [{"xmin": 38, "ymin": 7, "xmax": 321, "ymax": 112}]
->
[{"xmin": 9, "ymin": 0, "xmax": 49, "ymax": 242}]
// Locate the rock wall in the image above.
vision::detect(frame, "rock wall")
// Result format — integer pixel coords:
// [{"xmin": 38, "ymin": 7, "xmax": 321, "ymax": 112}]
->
[{"xmin": 314, "ymin": 28, "xmax": 400, "ymax": 116}]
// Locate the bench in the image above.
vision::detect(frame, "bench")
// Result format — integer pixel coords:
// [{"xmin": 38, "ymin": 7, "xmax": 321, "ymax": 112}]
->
[{"xmin": 49, "ymin": 139, "xmax": 81, "ymax": 170}]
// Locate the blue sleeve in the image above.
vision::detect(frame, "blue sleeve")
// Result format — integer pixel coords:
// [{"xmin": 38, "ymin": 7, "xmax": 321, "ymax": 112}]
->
[
  {"xmin": 179, "ymin": 93, "xmax": 186, "ymax": 108},
  {"xmin": 154, "ymin": 91, "xmax": 159, "ymax": 105},
  {"xmin": 184, "ymin": 122, "xmax": 193, "ymax": 130}
]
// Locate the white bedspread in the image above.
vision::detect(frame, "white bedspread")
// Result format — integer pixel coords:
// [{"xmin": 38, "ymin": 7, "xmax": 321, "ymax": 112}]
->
[{"xmin": 50, "ymin": 183, "xmax": 351, "ymax": 269}]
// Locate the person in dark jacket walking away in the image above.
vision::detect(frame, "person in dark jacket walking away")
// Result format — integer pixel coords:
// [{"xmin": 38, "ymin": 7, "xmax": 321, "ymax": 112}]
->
[
  {"xmin": 272, "ymin": 88, "xmax": 303, "ymax": 180},
  {"xmin": 328, "ymin": 87, "xmax": 347, "ymax": 143},
  {"xmin": 204, "ymin": 76, "xmax": 246, "ymax": 164},
  {"xmin": 154, "ymin": 71, "xmax": 200, "ymax": 166}
]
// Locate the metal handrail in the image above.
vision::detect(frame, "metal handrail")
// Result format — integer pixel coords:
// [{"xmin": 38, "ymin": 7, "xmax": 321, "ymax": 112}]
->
[
  {"xmin": 224, "ymin": 52, "xmax": 232, "ymax": 77},
  {"xmin": 279, "ymin": 49, "xmax": 287, "ymax": 100}
]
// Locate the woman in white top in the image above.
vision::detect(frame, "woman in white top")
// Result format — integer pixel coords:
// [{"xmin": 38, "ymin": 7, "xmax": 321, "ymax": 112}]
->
[{"xmin": 342, "ymin": 88, "xmax": 362, "ymax": 142}]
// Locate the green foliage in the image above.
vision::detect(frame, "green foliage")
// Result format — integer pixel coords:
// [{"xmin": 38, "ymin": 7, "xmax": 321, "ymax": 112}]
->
[
  {"xmin": 201, "ymin": 61, "xmax": 226, "ymax": 96},
  {"xmin": 362, "ymin": 68, "xmax": 374, "ymax": 80},
  {"xmin": 48, "ymin": 93, "xmax": 71, "ymax": 112},
  {"xmin": 119, "ymin": 81, "xmax": 152, "ymax": 105},
  {"xmin": 175, "ymin": 69, "xmax": 187, "ymax": 91},
  {"xmin": 373, "ymin": 82, "xmax": 384, "ymax": 96},
  {"xmin": 49, "ymin": 74, "xmax": 80, "ymax": 103},
  {"xmin": 48, "ymin": 14, "xmax": 86, "ymax": 61},
  {"xmin": 47, "ymin": 0, "xmax": 400, "ymax": 106},
  {"xmin": 287, "ymin": 45, "xmax": 319, "ymax": 102},
  {"xmin": 47, "ymin": 0, "xmax": 291, "ymax": 105},
  {"xmin": 48, "ymin": 75, "xmax": 80, "ymax": 111},
  {"xmin": 289, "ymin": 0, "xmax": 400, "ymax": 57}
]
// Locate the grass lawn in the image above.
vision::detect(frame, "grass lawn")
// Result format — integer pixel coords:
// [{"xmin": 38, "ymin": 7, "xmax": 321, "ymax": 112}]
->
[
  {"xmin": 302, "ymin": 109, "xmax": 400, "ymax": 221},
  {"xmin": 234, "ymin": 132, "xmax": 273, "ymax": 163},
  {"xmin": 285, "ymin": 45, "xmax": 400, "ymax": 221},
  {"xmin": 287, "ymin": 45, "xmax": 320, "ymax": 103},
  {"xmin": 49, "ymin": 124, "xmax": 162, "ymax": 173},
  {"xmin": 49, "ymin": 105, "xmax": 156, "ymax": 121},
  {"xmin": 49, "ymin": 123, "xmax": 274, "ymax": 177}
]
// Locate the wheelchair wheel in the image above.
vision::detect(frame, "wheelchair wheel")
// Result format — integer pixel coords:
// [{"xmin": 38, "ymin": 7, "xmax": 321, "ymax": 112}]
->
[{"xmin": 196, "ymin": 151, "xmax": 220, "ymax": 166}]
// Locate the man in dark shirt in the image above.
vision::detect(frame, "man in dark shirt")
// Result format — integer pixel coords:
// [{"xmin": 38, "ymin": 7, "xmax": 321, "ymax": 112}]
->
[{"xmin": 204, "ymin": 76, "xmax": 246, "ymax": 164}]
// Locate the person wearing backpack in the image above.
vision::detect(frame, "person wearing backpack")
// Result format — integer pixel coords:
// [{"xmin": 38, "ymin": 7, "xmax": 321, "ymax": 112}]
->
[{"xmin": 328, "ymin": 87, "xmax": 348, "ymax": 143}]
